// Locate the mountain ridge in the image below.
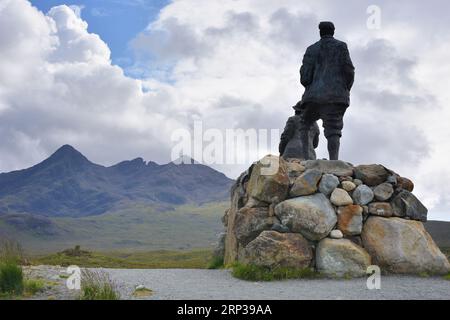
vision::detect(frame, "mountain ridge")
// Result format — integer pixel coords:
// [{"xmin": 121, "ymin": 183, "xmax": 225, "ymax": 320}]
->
[{"xmin": 0, "ymin": 145, "xmax": 233, "ymax": 217}]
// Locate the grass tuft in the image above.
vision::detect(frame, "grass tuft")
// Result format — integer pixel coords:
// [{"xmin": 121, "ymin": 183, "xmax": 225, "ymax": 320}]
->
[
  {"xmin": 231, "ymin": 263, "xmax": 320, "ymax": 281},
  {"xmin": 0, "ymin": 239, "xmax": 25, "ymax": 296},
  {"xmin": 79, "ymin": 269, "xmax": 120, "ymax": 300},
  {"xmin": 207, "ymin": 256, "xmax": 224, "ymax": 269},
  {"xmin": 444, "ymin": 273, "xmax": 450, "ymax": 281},
  {"xmin": 0, "ymin": 261, "xmax": 24, "ymax": 296},
  {"xmin": 0, "ymin": 238, "xmax": 24, "ymax": 264},
  {"xmin": 23, "ymin": 278, "xmax": 45, "ymax": 296}
]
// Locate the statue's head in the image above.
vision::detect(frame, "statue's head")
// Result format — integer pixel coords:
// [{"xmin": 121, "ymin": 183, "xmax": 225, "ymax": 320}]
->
[{"xmin": 319, "ymin": 21, "xmax": 335, "ymax": 37}]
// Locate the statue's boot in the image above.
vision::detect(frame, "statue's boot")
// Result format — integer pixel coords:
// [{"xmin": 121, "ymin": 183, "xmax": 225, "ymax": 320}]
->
[{"xmin": 327, "ymin": 135, "xmax": 340, "ymax": 160}]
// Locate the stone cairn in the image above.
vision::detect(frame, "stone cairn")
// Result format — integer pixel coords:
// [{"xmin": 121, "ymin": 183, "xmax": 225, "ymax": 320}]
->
[{"xmin": 215, "ymin": 155, "xmax": 450, "ymax": 277}]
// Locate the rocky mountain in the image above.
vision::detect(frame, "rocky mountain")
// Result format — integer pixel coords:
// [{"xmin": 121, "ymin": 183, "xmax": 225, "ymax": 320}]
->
[{"xmin": 0, "ymin": 145, "xmax": 233, "ymax": 217}]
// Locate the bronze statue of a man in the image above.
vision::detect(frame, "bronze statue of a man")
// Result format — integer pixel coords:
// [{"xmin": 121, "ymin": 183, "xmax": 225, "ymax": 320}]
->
[{"xmin": 299, "ymin": 21, "xmax": 355, "ymax": 160}]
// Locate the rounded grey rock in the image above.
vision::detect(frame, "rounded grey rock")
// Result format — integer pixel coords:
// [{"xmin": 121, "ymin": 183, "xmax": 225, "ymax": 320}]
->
[
  {"xmin": 275, "ymin": 193, "xmax": 337, "ymax": 241},
  {"xmin": 352, "ymin": 185, "xmax": 374, "ymax": 206},
  {"xmin": 330, "ymin": 188, "xmax": 353, "ymax": 206},
  {"xmin": 318, "ymin": 174, "xmax": 340, "ymax": 196},
  {"xmin": 373, "ymin": 183, "xmax": 394, "ymax": 201}
]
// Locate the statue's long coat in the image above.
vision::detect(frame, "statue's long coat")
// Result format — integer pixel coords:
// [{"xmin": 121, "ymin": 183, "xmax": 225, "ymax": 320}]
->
[{"xmin": 300, "ymin": 35, "xmax": 355, "ymax": 106}]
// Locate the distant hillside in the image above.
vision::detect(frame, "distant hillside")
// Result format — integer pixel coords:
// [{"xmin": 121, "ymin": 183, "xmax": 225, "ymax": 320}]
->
[
  {"xmin": 0, "ymin": 145, "xmax": 233, "ymax": 217},
  {"xmin": 0, "ymin": 201, "xmax": 228, "ymax": 254},
  {"xmin": 424, "ymin": 220, "xmax": 450, "ymax": 248},
  {"xmin": 0, "ymin": 145, "xmax": 233, "ymax": 253}
]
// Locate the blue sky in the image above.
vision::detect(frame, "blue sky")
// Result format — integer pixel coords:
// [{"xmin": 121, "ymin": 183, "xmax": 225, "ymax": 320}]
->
[{"xmin": 30, "ymin": 0, "xmax": 169, "ymax": 69}]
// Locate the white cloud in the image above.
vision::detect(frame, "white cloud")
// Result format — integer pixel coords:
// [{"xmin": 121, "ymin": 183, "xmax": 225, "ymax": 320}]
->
[
  {"xmin": 0, "ymin": 0, "xmax": 449, "ymax": 220},
  {"xmin": 0, "ymin": 0, "xmax": 186, "ymax": 171}
]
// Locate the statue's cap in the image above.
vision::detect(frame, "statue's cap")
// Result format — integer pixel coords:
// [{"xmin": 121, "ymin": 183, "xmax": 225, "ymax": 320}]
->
[{"xmin": 319, "ymin": 21, "xmax": 335, "ymax": 31}]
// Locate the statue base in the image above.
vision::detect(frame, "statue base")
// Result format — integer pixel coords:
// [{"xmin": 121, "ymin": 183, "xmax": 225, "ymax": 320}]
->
[{"xmin": 216, "ymin": 156, "xmax": 450, "ymax": 277}]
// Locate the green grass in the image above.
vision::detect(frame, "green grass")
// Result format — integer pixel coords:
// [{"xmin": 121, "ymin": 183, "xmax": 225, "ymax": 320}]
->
[
  {"xmin": 79, "ymin": 269, "xmax": 120, "ymax": 300},
  {"xmin": 2, "ymin": 201, "xmax": 228, "ymax": 254},
  {"xmin": 231, "ymin": 263, "xmax": 320, "ymax": 281},
  {"xmin": 418, "ymin": 272, "xmax": 430, "ymax": 278},
  {"xmin": 0, "ymin": 239, "xmax": 25, "ymax": 296},
  {"xmin": 0, "ymin": 262, "xmax": 24, "ymax": 295},
  {"xmin": 443, "ymin": 273, "xmax": 450, "ymax": 281},
  {"xmin": 0, "ymin": 238, "xmax": 47, "ymax": 299},
  {"xmin": 0, "ymin": 239, "xmax": 24, "ymax": 264},
  {"xmin": 32, "ymin": 247, "xmax": 214, "ymax": 269},
  {"xmin": 207, "ymin": 256, "xmax": 224, "ymax": 269},
  {"xmin": 23, "ymin": 278, "xmax": 45, "ymax": 296}
]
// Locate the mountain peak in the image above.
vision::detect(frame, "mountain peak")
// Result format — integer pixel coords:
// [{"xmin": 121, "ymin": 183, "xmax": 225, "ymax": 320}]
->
[
  {"xmin": 171, "ymin": 155, "xmax": 200, "ymax": 165},
  {"xmin": 46, "ymin": 144, "xmax": 91, "ymax": 166},
  {"xmin": 55, "ymin": 144, "xmax": 79, "ymax": 154},
  {"xmin": 111, "ymin": 157, "xmax": 148, "ymax": 173}
]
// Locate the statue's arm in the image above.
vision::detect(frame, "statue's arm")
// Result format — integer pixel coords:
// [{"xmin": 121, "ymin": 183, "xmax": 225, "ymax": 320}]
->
[
  {"xmin": 279, "ymin": 118, "xmax": 295, "ymax": 154},
  {"xmin": 342, "ymin": 43, "xmax": 355, "ymax": 90},
  {"xmin": 300, "ymin": 47, "xmax": 315, "ymax": 88}
]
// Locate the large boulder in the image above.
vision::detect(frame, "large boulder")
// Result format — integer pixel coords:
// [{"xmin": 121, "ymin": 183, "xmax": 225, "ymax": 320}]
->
[
  {"xmin": 391, "ymin": 190, "xmax": 428, "ymax": 222},
  {"xmin": 234, "ymin": 207, "xmax": 278, "ymax": 246},
  {"xmin": 239, "ymin": 231, "xmax": 313, "ymax": 269},
  {"xmin": 289, "ymin": 169, "xmax": 322, "ymax": 197},
  {"xmin": 362, "ymin": 217, "xmax": 450, "ymax": 275},
  {"xmin": 224, "ymin": 168, "xmax": 254, "ymax": 265},
  {"xmin": 275, "ymin": 193, "xmax": 337, "ymax": 241},
  {"xmin": 316, "ymin": 238, "xmax": 371, "ymax": 277},
  {"xmin": 247, "ymin": 155, "xmax": 290, "ymax": 204},
  {"xmin": 354, "ymin": 164, "xmax": 389, "ymax": 186},
  {"xmin": 304, "ymin": 160, "xmax": 354, "ymax": 177},
  {"xmin": 337, "ymin": 205, "xmax": 363, "ymax": 236}
]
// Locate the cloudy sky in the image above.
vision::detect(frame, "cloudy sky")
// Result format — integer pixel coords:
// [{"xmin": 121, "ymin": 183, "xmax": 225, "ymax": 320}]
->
[{"xmin": 0, "ymin": 0, "xmax": 449, "ymax": 220}]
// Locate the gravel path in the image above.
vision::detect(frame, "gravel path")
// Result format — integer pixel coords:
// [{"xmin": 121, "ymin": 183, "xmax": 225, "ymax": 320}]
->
[
  {"xmin": 23, "ymin": 266, "xmax": 450, "ymax": 300},
  {"xmin": 106, "ymin": 268, "xmax": 450, "ymax": 300}
]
